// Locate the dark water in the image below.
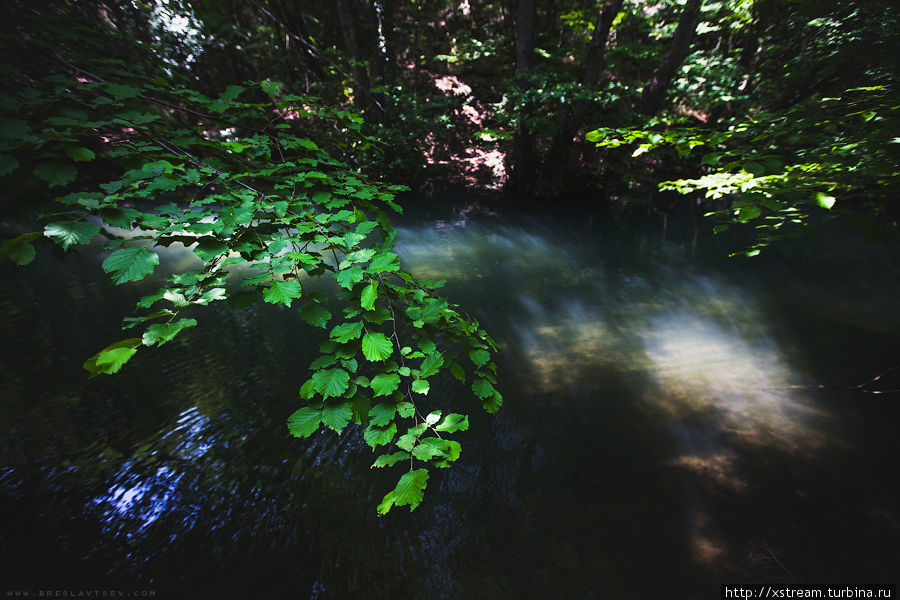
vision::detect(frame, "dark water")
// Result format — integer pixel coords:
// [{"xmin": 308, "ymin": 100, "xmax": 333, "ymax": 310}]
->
[{"xmin": 1, "ymin": 202, "xmax": 899, "ymax": 598}]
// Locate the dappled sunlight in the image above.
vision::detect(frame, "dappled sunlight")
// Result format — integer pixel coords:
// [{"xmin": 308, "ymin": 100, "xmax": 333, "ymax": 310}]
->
[
  {"xmin": 665, "ymin": 451, "xmax": 748, "ymax": 493},
  {"xmin": 509, "ymin": 295, "xmax": 627, "ymax": 392},
  {"xmin": 638, "ymin": 310, "xmax": 828, "ymax": 455}
]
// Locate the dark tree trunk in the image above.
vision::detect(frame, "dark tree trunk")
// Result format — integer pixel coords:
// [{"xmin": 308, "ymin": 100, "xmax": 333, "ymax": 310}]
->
[
  {"xmin": 509, "ymin": 0, "xmax": 537, "ymax": 195},
  {"xmin": 543, "ymin": 0, "xmax": 624, "ymax": 181},
  {"xmin": 336, "ymin": 0, "xmax": 372, "ymax": 111},
  {"xmin": 639, "ymin": 0, "xmax": 703, "ymax": 115}
]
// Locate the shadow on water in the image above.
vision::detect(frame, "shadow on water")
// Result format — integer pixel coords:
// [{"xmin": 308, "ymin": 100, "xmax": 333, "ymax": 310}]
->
[{"xmin": 1, "ymin": 202, "xmax": 899, "ymax": 597}]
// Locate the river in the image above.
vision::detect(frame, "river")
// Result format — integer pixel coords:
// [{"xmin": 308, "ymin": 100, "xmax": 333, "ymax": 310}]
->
[{"xmin": 1, "ymin": 198, "xmax": 898, "ymax": 598}]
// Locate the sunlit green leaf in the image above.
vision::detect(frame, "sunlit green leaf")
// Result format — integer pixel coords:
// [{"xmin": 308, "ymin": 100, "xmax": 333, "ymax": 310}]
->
[
  {"xmin": 263, "ymin": 279, "xmax": 302, "ymax": 307},
  {"xmin": 311, "ymin": 368, "xmax": 350, "ymax": 399},
  {"xmin": 435, "ymin": 413, "xmax": 469, "ymax": 433},
  {"xmin": 368, "ymin": 402, "xmax": 396, "ymax": 426},
  {"xmin": 377, "ymin": 468, "xmax": 428, "ymax": 515},
  {"xmin": 330, "ymin": 321, "xmax": 363, "ymax": 343},
  {"xmin": 322, "ymin": 401, "xmax": 353, "ymax": 432},
  {"xmin": 815, "ymin": 192, "xmax": 836, "ymax": 209},
  {"xmin": 370, "ymin": 373, "xmax": 401, "ymax": 397},
  {"xmin": 411, "ymin": 379, "xmax": 430, "ymax": 395},
  {"xmin": 141, "ymin": 318, "xmax": 197, "ymax": 347},
  {"xmin": 372, "ymin": 451, "xmax": 410, "ymax": 468},
  {"xmin": 44, "ymin": 221, "xmax": 101, "ymax": 251},
  {"xmin": 364, "ymin": 421, "xmax": 397, "ymax": 448},
  {"xmin": 83, "ymin": 338, "xmax": 141, "ymax": 376},
  {"xmin": 361, "ymin": 332, "xmax": 392, "ymax": 361},
  {"xmin": 360, "ymin": 280, "xmax": 378, "ymax": 310},
  {"xmin": 287, "ymin": 407, "xmax": 322, "ymax": 437},
  {"xmin": 102, "ymin": 247, "xmax": 159, "ymax": 284}
]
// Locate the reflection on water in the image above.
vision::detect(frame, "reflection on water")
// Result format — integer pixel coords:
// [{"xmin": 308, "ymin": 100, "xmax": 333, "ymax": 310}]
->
[
  {"xmin": 93, "ymin": 407, "xmax": 212, "ymax": 532},
  {"xmin": 2, "ymin": 206, "xmax": 899, "ymax": 596}
]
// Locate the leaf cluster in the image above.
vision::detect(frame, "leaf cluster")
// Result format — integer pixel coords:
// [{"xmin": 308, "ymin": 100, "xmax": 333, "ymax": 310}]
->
[{"xmin": 0, "ymin": 30, "xmax": 501, "ymax": 514}]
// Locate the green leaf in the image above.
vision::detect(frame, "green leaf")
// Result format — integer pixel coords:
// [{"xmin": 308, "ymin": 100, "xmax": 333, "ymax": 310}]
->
[
  {"xmin": 449, "ymin": 362, "xmax": 466, "ymax": 382},
  {"xmin": 0, "ymin": 232, "xmax": 41, "ymax": 266},
  {"xmin": 412, "ymin": 437, "xmax": 452, "ymax": 461},
  {"xmin": 364, "ymin": 421, "xmax": 397, "ymax": 448},
  {"xmin": 377, "ymin": 468, "xmax": 428, "ymax": 515},
  {"xmin": 311, "ymin": 368, "xmax": 350, "ymax": 399},
  {"xmin": 330, "ymin": 321, "xmax": 363, "ymax": 343},
  {"xmin": 425, "ymin": 410, "xmax": 441, "ymax": 425},
  {"xmin": 64, "ymin": 147, "xmax": 96, "ymax": 162},
  {"xmin": 137, "ymin": 289, "xmax": 166, "ymax": 309},
  {"xmin": 83, "ymin": 338, "xmax": 141, "ymax": 376},
  {"xmin": 367, "ymin": 251, "xmax": 400, "ymax": 273},
  {"xmin": 368, "ymin": 402, "xmax": 396, "ymax": 426},
  {"xmin": 372, "ymin": 451, "xmax": 410, "ymax": 468},
  {"xmin": 141, "ymin": 318, "xmax": 197, "ymax": 347},
  {"xmin": 347, "ymin": 248, "xmax": 376, "ymax": 263},
  {"xmin": 471, "ymin": 378, "xmax": 495, "ymax": 399},
  {"xmin": 322, "ymin": 401, "xmax": 353, "ymax": 433},
  {"xmin": 397, "ymin": 424, "xmax": 426, "ymax": 451},
  {"xmin": 742, "ymin": 162, "xmax": 764, "ymax": 176},
  {"xmin": 300, "ymin": 304, "xmax": 331, "ymax": 328},
  {"xmin": 105, "ymin": 83, "xmax": 143, "ymax": 98},
  {"xmin": 349, "ymin": 394, "xmax": 371, "ymax": 425},
  {"xmin": 335, "ymin": 265, "xmax": 364, "ymax": 289},
  {"xmin": 0, "ymin": 154, "xmax": 19, "ymax": 176},
  {"xmin": 370, "ymin": 373, "xmax": 401, "ymax": 397},
  {"xmin": 362, "ymin": 332, "xmax": 393, "ymax": 361},
  {"xmin": 360, "ymin": 280, "xmax": 378, "ymax": 310},
  {"xmin": 411, "ymin": 379, "xmax": 430, "ymax": 395},
  {"xmin": 468, "ymin": 349, "xmax": 490, "ymax": 367},
  {"xmin": 397, "ymin": 401, "xmax": 415, "ymax": 418},
  {"xmin": 261, "ymin": 80, "xmax": 283, "ymax": 96},
  {"xmin": 738, "ymin": 205, "xmax": 762, "ymax": 222},
  {"xmin": 192, "ymin": 238, "xmax": 230, "ymax": 262},
  {"xmin": 431, "ymin": 440, "xmax": 462, "ymax": 468},
  {"xmin": 287, "ymin": 407, "xmax": 322, "ymax": 437},
  {"xmin": 435, "ymin": 413, "xmax": 469, "ymax": 433},
  {"xmin": 122, "ymin": 310, "xmax": 173, "ymax": 329},
  {"xmin": 419, "ymin": 351, "xmax": 443, "ymax": 377},
  {"xmin": 263, "ymin": 279, "xmax": 302, "ymax": 307},
  {"xmin": 44, "ymin": 221, "xmax": 101, "ymax": 251},
  {"xmin": 483, "ymin": 390, "xmax": 503, "ymax": 414},
  {"xmin": 102, "ymin": 247, "xmax": 160, "ymax": 284},
  {"xmin": 34, "ymin": 162, "xmax": 77, "ymax": 187},
  {"xmin": 815, "ymin": 192, "xmax": 836, "ymax": 210}
]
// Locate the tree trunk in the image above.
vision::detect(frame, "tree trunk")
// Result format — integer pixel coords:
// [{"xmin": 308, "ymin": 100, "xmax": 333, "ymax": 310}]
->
[
  {"xmin": 639, "ymin": 0, "xmax": 703, "ymax": 115},
  {"xmin": 509, "ymin": 0, "xmax": 537, "ymax": 195},
  {"xmin": 336, "ymin": 0, "xmax": 372, "ymax": 111},
  {"xmin": 543, "ymin": 0, "xmax": 624, "ymax": 181}
]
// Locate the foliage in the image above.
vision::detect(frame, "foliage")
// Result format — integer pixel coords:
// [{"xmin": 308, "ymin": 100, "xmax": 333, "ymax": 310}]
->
[
  {"xmin": 587, "ymin": 85, "xmax": 900, "ymax": 253},
  {"xmin": 0, "ymin": 21, "xmax": 501, "ymax": 514}
]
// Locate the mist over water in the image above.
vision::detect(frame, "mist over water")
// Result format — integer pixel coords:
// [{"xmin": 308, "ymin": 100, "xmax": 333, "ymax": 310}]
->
[{"xmin": 2, "ymin": 204, "xmax": 899, "ymax": 597}]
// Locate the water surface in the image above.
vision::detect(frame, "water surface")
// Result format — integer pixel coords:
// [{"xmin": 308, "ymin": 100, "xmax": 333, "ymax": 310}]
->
[{"xmin": 1, "ymin": 202, "xmax": 898, "ymax": 598}]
